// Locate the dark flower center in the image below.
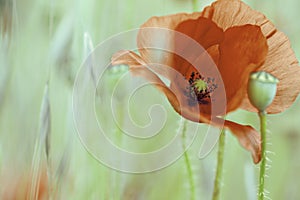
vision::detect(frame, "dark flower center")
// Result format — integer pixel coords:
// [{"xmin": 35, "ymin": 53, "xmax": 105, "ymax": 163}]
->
[{"xmin": 184, "ymin": 72, "xmax": 218, "ymax": 106}]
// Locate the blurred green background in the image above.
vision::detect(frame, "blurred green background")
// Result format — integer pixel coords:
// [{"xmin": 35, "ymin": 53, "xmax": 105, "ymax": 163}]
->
[{"xmin": 0, "ymin": 0, "xmax": 300, "ymax": 199}]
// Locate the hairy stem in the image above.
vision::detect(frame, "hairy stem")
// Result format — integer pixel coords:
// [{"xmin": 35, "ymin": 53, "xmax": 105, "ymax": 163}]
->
[
  {"xmin": 258, "ymin": 111, "xmax": 267, "ymax": 200},
  {"xmin": 182, "ymin": 120, "xmax": 195, "ymax": 200},
  {"xmin": 212, "ymin": 129, "xmax": 226, "ymax": 200}
]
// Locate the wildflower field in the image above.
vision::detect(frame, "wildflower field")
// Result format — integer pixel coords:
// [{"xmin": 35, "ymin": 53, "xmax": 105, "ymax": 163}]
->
[{"xmin": 1, "ymin": 0, "xmax": 300, "ymax": 199}]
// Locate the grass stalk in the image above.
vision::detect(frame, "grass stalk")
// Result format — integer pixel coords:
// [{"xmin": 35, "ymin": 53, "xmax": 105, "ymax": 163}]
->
[
  {"xmin": 182, "ymin": 120, "xmax": 196, "ymax": 200},
  {"xmin": 112, "ymin": 102, "xmax": 125, "ymax": 200},
  {"xmin": 212, "ymin": 129, "xmax": 226, "ymax": 200},
  {"xmin": 192, "ymin": 0, "xmax": 198, "ymax": 11},
  {"xmin": 29, "ymin": 83, "xmax": 51, "ymax": 199}
]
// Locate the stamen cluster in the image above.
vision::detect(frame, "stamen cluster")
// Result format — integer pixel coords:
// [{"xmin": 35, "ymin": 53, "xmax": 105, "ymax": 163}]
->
[{"xmin": 184, "ymin": 71, "xmax": 217, "ymax": 106}]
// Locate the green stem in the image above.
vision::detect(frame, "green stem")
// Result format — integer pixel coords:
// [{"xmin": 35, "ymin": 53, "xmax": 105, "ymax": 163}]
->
[
  {"xmin": 182, "ymin": 120, "xmax": 195, "ymax": 200},
  {"xmin": 258, "ymin": 111, "xmax": 267, "ymax": 200},
  {"xmin": 114, "ymin": 103, "xmax": 125, "ymax": 200},
  {"xmin": 212, "ymin": 129, "xmax": 226, "ymax": 200},
  {"xmin": 192, "ymin": 0, "xmax": 197, "ymax": 11},
  {"xmin": 116, "ymin": 103, "xmax": 125, "ymax": 146}
]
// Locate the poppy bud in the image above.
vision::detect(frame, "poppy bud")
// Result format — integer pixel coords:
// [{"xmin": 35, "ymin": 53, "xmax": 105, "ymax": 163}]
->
[{"xmin": 248, "ymin": 71, "xmax": 279, "ymax": 112}]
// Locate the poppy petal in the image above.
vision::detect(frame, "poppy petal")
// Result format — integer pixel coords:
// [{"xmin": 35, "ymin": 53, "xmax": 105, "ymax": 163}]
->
[
  {"xmin": 201, "ymin": 0, "xmax": 300, "ymax": 113},
  {"xmin": 218, "ymin": 25, "xmax": 268, "ymax": 113},
  {"xmin": 241, "ymin": 32, "xmax": 300, "ymax": 113},
  {"xmin": 111, "ymin": 50, "xmax": 145, "ymax": 66},
  {"xmin": 140, "ymin": 13, "xmax": 201, "ymax": 30},
  {"xmin": 201, "ymin": 0, "xmax": 272, "ymax": 32},
  {"xmin": 224, "ymin": 120, "xmax": 261, "ymax": 164},
  {"xmin": 172, "ymin": 17, "xmax": 224, "ymax": 79},
  {"xmin": 137, "ymin": 12, "xmax": 202, "ymax": 65},
  {"xmin": 175, "ymin": 17, "xmax": 223, "ymax": 50}
]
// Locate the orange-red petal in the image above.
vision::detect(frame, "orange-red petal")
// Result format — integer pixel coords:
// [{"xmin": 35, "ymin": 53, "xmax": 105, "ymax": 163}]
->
[
  {"xmin": 201, "ymin": 0, "xmax": 271, "ymax": 32},
  {"xmin": 137, "ymin": 12, "xmax": 201, "ymax": 65},
  {"xmin": 135, "ymin": 13, "xmax": 202, "ymax": 81},
  {"xmin": 201, "ymin": 0, "xmax": 300, "ymax": 113},
  {"xmin": 224, "ymin": 120, "xmax": 261, "ymax": 164},
  {"xmin": 241, "ymin": 32, "xmax": 300, "ymax": 113},
  {"xmin": 172, "ymin": 17, "xmax": 224, "ymax": 79},
  {"xmin": 218, "ymin": 25, "xmax": 268, "ymax": 113},
  {"xmin": 111, "ymin": 50, "xmax": 146, "ymax": 66},
  {"xmin": 175, "ymin": 17, "xmax": 223, "ymax": 50}
]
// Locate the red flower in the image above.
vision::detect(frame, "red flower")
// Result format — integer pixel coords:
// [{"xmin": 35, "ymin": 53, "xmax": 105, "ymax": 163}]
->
[{"xmin": 112, "ymin": 0, "xmax": 300, "ymax": 163}]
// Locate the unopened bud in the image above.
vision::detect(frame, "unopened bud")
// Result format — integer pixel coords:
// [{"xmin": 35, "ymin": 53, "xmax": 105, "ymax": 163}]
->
[
  {"xmin": 105, "ymin": 65, "xmax": 129, "ymax": 100},
  {"xmin": 248, "ymin": 71, "xmax": 279, "ymax": 112}
]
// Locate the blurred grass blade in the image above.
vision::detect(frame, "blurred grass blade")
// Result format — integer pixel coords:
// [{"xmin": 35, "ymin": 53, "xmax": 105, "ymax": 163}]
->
[
  {"xmin": 83, "ymin": 32, "xmax": 94, "ymax": 57},
  {"xmin": 244, "ymin": 162, "xmax": 256, "ymax": 200},
  {"xmin": 49, "ymin": 14, "xmax": 74, "ymax": 85},
  {"xmin": 40, "ymin": 83, "xmax": 51, "ymax": 160},
  {"xmin": 49, "ymin": 14, "xmax": 74, "ymax": 65},
  {"xmin": 0, "ymin": 34, "xmax": 9, "ymax": 110},
  {"xmin": 53, "ymin": 145, "xmax": 71, "ymax": 198},
  {"xmin": 83, "ymin": 31, "xmax": 97, "ymax": 87},
  {"xmin": 0, "ymin": 0, "xmax": 12, "ymax": 34},
  {"xmin": 29, "ymin": 83, "xmax": 51, "ymax": 200}
]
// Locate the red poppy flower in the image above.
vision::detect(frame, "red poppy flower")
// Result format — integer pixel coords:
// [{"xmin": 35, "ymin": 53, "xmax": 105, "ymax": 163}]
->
[{"xmin": 111, "ymin": 0, "xmax": 300, "ymax": 163}]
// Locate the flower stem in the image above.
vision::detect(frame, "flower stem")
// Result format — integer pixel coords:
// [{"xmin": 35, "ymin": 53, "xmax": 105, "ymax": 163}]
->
[
  {"xmin": 192, "ymin": 0, "xmax": 197, "ymax": 11},
  {"xmin": 258, "ymin": 111, "xmax": 267, "ymax": 200},
  {"xmin": 182, "ymin": 120, "xmax": 195, "ymax": 200},
  {"xmin": 212, "ymin": 129, "xmax": 226, "ymax": 200},
  {"xmin": 113, "ymin": 103, "xmax": 125, "ymax": 200}
]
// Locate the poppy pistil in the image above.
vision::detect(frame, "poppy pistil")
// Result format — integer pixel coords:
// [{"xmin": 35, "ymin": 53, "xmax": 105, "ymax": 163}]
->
[{"xmin": 184, "ymin": 72, "xmax": 217, "ymax": 106}]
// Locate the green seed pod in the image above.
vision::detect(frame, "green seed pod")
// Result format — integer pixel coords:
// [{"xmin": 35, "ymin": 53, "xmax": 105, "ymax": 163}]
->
[{"xmin": 248, "ymin": 71, "xmax": 279, "ymax": 112}]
